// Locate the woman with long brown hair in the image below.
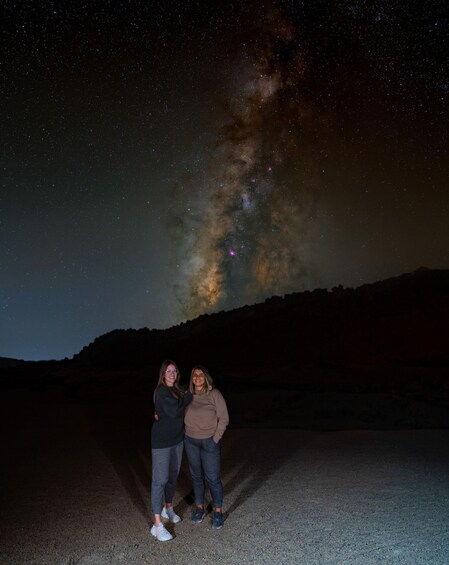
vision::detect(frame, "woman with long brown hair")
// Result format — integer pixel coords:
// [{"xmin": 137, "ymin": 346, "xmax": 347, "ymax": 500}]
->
[{"xmin": 150, "ymin": 360, "xmax": 192, "ymax": 541}]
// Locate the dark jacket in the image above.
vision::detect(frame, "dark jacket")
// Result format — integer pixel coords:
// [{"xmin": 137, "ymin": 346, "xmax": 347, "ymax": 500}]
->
[{"xmin": 151, "ymin": 385, "xmax": 192, "ymax": 449}]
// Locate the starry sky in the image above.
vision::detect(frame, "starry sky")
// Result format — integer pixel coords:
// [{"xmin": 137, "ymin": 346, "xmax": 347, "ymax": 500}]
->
[{"xmin": 2, "ymin": 1, "xmax": 448, "ymax": 360}]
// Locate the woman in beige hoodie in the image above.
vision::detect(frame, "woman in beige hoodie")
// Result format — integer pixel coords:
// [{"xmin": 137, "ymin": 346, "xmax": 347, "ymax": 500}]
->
[{"xmin": 184, "ymin": 365, "xmax": 229, "ymax": 529}]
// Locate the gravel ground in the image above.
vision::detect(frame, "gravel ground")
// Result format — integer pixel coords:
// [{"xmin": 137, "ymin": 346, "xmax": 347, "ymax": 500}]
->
[{"xmin": 1, "ymin": 392, "xmax": 449, "ymax": 564}]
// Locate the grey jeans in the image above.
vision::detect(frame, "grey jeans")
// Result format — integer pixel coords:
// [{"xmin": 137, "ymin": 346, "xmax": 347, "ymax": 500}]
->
[{"xmin": 151, "ymin": 441, "xmax": 183, "ymax": 514}]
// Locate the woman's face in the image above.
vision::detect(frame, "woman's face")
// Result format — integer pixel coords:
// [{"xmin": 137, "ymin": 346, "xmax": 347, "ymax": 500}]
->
[
  {"xmin": 164, "ymin": 364, "xmax": 177, "ymax": 387},
  {"xmin": 192, "ymin": 369, "xmax": 205, "ymax": 391}
]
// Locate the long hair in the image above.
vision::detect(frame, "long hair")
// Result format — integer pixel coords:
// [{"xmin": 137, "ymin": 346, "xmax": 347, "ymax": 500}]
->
[
  {"xmin": 188, "ymin": 365, "xmax": 214, "ymax": 395},
  {"xmin": 153, "ymin": 359, "xmax": 183, "ymax": 402}
]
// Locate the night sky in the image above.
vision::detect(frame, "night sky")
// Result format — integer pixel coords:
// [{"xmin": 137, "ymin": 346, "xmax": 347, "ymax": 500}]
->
[{"xmin": 2, "ymin": 1, "xmax": 448, "ymax": 360}]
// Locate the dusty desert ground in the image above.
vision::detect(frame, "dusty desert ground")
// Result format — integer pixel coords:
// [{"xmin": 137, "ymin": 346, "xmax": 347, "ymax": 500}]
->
[{"xmin": 1, "ymin": 388, "xmax": 449, "ymax": 565}]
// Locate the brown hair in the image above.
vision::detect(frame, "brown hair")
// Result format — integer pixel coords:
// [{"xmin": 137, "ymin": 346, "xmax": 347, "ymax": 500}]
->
[
  {"xmin": 188, "ymin": 365, "xmax": 214, "ymax": 395},
  {"xmin": 154, "ymin": 359, "xmax": 184, "ymax": 401}
]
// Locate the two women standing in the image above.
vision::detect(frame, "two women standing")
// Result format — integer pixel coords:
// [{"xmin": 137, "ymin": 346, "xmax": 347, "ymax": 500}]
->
[{"xmin": 150, "ymin": 361, "xmax": 229, "ymax": 541}]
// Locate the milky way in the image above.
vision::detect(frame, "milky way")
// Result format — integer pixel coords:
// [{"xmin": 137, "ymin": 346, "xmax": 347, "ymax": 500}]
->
[
  {"xmin": 178, "ymin": 8, "xmax": 320, "ymax": 319},
  {"xmin": 3, "ymin": 1, "xmax": 448, "ymax": 359}
]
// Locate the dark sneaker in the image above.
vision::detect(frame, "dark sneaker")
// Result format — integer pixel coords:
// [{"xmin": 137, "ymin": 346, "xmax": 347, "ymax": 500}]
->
[
  {"xmin": 191, "ymin": 507, "xmax": 205, "ymax": 523},
  {"xmin": 212, "ymin": 512, "xmax": 223, "ymax": 529}
]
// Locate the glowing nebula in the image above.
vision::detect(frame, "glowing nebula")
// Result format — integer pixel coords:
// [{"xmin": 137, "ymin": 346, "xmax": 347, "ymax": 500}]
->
[{"xmin": 178, "ymin": 7, "xmax": 318, "ymax": 320}]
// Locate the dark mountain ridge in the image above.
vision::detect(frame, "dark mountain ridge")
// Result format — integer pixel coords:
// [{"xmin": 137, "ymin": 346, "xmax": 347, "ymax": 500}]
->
[
  {"xmin": 71, "ymin": 267, "xmax": 449, "ymax": 372},
  {"xmin": 2, "ymin": 268, "xmax": 448, "ymax": 429},
  {"xmin": 0, "ymin": 357, "xmax": 30, "ymax": 369}
]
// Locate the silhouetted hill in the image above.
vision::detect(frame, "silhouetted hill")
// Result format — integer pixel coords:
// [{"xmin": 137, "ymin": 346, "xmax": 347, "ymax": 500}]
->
[
  {"xmin": 2, "ymin": 269, "xmax": 448, "ymax": 430},
  {"xmin": 72, "ymin": 268, "xmax": 449, "ymax": 372},
  {"xmin": 0, "ymin": 357, "xmax": 27, "ymax": 369}
]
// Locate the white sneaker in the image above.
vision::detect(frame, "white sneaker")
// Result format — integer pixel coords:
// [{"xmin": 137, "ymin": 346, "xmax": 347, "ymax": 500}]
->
[
  {"xmin": 150, "ymin": 524, "xmax": 173, "ymax": 542},
  {"xmin": 161, "ymin": 506, "xmax": 181, "ymax": 524}
]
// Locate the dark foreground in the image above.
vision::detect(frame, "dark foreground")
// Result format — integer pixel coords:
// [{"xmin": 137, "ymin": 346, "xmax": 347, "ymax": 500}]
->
[{"xmin": 1, "ymin": 387, "xmax": 449, "ymax": 565}]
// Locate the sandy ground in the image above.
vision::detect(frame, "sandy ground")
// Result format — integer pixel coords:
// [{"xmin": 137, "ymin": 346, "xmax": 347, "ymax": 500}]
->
[{"xmin": 1, "ymin": 390, "xmax": 449, "ymax": 565}]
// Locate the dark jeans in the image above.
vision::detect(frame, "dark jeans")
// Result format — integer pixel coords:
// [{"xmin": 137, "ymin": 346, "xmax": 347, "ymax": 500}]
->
[{"xmin": 184, "ymin": 435, "xmax": 223, "ymax": 509}]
